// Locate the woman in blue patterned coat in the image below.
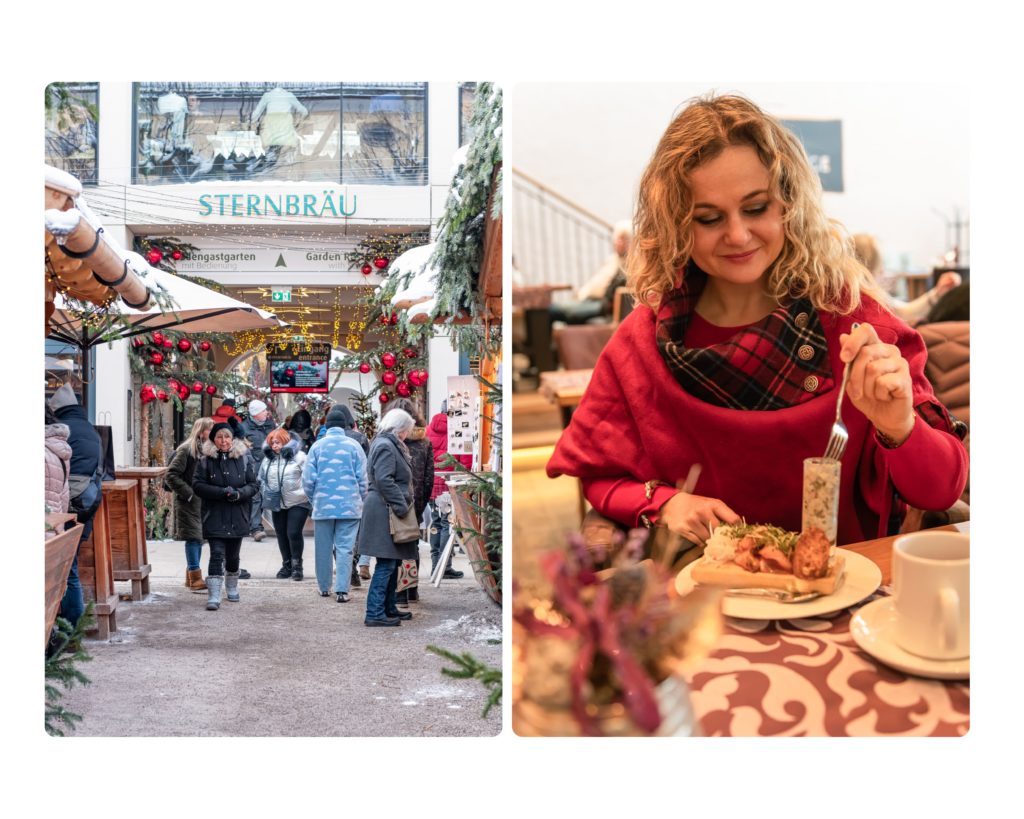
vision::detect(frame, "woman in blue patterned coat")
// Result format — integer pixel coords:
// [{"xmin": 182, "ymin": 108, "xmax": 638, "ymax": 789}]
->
[{"xmin": 302, "ymin": 407, "xmax": 368, "ymax": 602}]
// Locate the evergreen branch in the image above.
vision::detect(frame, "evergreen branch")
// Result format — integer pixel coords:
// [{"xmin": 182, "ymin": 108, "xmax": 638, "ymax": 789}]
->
[
  {"xmin": 426, "ymin": 645, "xmax": 502, "ymax": 718},
  {"xmin": 45, "ymin": 603, "xmax": 95, "ymax": 736}
]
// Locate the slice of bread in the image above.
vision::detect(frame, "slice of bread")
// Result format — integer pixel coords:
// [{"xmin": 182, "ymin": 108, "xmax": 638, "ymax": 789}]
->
[{"xmin": 690, "ymin": 553, "xmax": 846, "ymax": 595}]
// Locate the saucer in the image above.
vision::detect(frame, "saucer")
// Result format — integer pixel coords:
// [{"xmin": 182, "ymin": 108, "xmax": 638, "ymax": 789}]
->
[{"xmin": 849, "ymin": 597, "xmax": 969, "ymax": 681}]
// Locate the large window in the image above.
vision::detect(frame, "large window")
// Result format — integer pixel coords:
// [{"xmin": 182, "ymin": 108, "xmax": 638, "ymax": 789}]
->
[
  {"xmin": 134, "ymin": 82, "xmax": 427, "ymax": 186},
  {"xmin": 45, "ymin": 82, "xmax": 99, "ymax": 184},
  {"xmin": 459, "ymin": 82, "xmax": 478, "ymax": 147}
]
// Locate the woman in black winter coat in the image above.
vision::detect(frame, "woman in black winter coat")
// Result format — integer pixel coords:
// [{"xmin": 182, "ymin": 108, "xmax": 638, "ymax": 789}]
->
[
  {"xmin": 191, "ymin": 422, "xmax": 258, "ymax": 610},
  {"xmin": 357, "ymin": 409, "xmax": 418, "ymax": 627}
]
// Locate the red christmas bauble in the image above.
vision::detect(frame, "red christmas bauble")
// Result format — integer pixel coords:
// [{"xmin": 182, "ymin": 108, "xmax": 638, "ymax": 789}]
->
[
  {"xmin": 163, "ymin": 339, "xmax": 173, "ymax": 349},
  {"xmin": 381, "ymin": 371, "xmax": 397, "ymax": 385},
  {"xmin": 157, "ymin": 390, "xmax": 168, "ymax": 402},
  {"xmin": 389, "ymin": 313, "xmax": 399, "ymax": 325},
  {"xmin": 378, "ymin": 392, "xmax": 390, "ymax": 403},
  {"xmin": 374, "ymin": 257, "xmax": 389, "ymax": 269},
  {"xmin": 358, "ymin": 363, "xmax": 371, "ymax": 374},
  {"xmin": 396, "ymin": 381, "xmax": 411, "ymax": 397},
  {"xmin": 297, "ymin": 364, "xmax": 303, "ymax": 370},
  {"xmin": 403, "ymin": 347, "xmax": 417, "ymax": 359},
  {"xmin": 150, "ymin": 352, "xmax": 164, "ymax": 365},
  {"xmin": 285, "ymin": 368, "xmax": 295, "ymax": 378},
  {"xmin": 381, "ymin": 352, "xmax": 397, "ymax": 369},
  {"xmin": 152, "ymin": 332, "xmax": 164, "ymax": 346},
  {"xmin": 147, "ymin": 248, "xmax": 163, "ymax": 265},
  {"xmin": 205, "ymin": 384, "xmax": 217, "ymax": 395},
  {"xmin": 379, "ymin": 314, "xmax": 391, "ymax": 326},
  {"xmin": 199, "ymin": 341, "xmax": 212, "ymax": 352},
  {"xmin": 192, "ymin": 381, "xmax": 204, "ymax": 393},
  {"xmin": 415, "ymin": 369, "xmax": 428, "ymax": 384},
  {"xmin": 171, "ymin": 250, "xmax": 183, "ymax": 261},
  {"xmin": 361, "ymin": 264, "xmax": 373, "ymax": 275},
  {"xmin": 167, "ymin": 378, "xmax": 179, "ymax": 391},
  {"xmin": 177, "ymin": 338, "xmax": 192, "ymax": 352},
  {"xmin": 131, "ymin": 337, "xmax": 145, "ymax": 349},
  {"xmin": 179, "ymin": 386, "xmax": 190, "ymax": 399},
  {"xmin": 408, "ymin": 371, "xmax": 422, "ymax": 387},
  {"xmin": 140, "ymin": 385, "xmax": 156, "ymax": 403}
]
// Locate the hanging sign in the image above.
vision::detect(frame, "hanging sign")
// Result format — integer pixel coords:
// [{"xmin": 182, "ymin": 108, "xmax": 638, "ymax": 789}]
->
[
  {"xmin": 266, "ymin": 341, "xmax": 331, "ymax": 393},
  {"xmin": 271, "ymin": 287, "xmax": 292, "ymax": 302},
  {"xmin": 446, "ymin": 375, "xmax": 481, "ymax": 469}
]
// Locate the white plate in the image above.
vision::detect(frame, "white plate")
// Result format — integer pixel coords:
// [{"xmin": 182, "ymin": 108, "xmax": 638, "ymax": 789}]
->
[
  {"xmin": 849, "ymin": 597, "xmax": 969, "ymax": 681},
  {"xmin": 675, "ymin": 549, "xmax": 882, "ymax": 620}
]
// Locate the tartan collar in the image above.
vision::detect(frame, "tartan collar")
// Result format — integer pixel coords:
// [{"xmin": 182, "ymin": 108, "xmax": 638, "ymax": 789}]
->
[{"xmin": 655, "ymin": 269, "xmax": 834, "ymax": 410}]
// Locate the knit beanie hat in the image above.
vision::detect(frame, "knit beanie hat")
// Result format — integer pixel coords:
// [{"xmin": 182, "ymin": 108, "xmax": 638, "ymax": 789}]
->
[
  {"xmin": 210, "ymin": 422, "xmax": 233, "ymax": 440},
  {"xmin": 325, "ymin": 407, "xmax": 350, "ymax": 429},
  {"xmin": 248, "ymin": 399, "xmax": 268, "ymax": 416},
  {"xmin": 48, "ymin": 383, "xmax": 78, "ymax": 412},
  {"xmin": 222, "ymin": 398, "xmax": 236, "ymax": 407}
]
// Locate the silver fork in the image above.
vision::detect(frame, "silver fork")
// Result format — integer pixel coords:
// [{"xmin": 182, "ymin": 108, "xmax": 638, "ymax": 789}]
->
[
  {"xmin": 823, "ymin": 357, "xmax": 852, "ymax": 461},
  {"xmin": 725, "ymin": 588, "xmax": 821, "ymax": 603}
]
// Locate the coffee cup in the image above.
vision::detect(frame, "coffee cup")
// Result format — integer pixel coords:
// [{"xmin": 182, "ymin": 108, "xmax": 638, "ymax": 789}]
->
[{"xmin": 891, "ymin": 531, "xmax": 969, "ymax": 660}]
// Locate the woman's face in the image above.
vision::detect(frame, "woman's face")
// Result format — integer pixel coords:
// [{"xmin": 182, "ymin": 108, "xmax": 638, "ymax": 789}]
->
[
  {"xmin": 214, "ymin": 429, "xmax": 233, "ymax": 451},
  {"xmin": 688, "ymin": 144, "xmax": 785, "ymax": 288},
  {"xmin": 200, "ymin": 426, "xmax": 211, "ymax": 441},
  {"xmin": 270, "ymin": 438, "xmax": 284, "ymax": 453}
]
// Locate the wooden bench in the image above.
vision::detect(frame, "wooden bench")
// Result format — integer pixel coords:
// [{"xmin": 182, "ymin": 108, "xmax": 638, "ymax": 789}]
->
[
  {"xmin": 105, "ymin": 478, "xmax": 151, "ymax": 600},
  {"xmin": 78, "ymin": 491, "xmax": 118, "ymax": 639},
  {"xmin": 44, "ymin": 512, "xmax": 83, "ymax": 648}
]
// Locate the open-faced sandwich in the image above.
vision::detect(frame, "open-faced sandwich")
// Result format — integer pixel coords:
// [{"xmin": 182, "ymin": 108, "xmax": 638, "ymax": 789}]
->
[{"xmin": 690, "ymin": 523, "xmax": 845, "ymax": 595}]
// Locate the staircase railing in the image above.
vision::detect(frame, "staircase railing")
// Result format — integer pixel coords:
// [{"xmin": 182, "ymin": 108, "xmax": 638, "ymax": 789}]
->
[{"xmin": 511, "ymin": 167, "xmax": 613, "ymax": 297}]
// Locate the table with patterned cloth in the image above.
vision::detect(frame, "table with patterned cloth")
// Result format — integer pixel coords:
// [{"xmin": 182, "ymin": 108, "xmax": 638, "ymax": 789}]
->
[{"xmin": 685, "ymin": 589, "xmax": 969, "ymax": 737}]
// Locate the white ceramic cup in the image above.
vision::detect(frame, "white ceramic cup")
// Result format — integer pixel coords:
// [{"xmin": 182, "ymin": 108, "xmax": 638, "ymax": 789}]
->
[{"xmin": 891, "ymin": 531, "xmax": 969, "ymax": 660}]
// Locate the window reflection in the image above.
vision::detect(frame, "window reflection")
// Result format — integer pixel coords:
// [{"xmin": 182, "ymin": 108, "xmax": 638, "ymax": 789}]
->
[
  {"xmin": 45, "ymin": 82, "xmax": 99, "ymax": 184},
  {"xmin": 134, "ymin": 82, "xmax": 427, "ymax": 186}
]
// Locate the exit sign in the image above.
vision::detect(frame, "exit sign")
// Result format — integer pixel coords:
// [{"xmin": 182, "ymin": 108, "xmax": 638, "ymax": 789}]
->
[{"xmin": 271, "ymin": 287, "xmax": 292, "ymax": 303}]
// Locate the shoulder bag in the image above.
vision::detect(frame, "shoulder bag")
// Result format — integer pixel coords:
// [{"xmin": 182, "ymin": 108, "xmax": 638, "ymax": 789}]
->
[
  {"xmin": 261, "ymin": 458, "xmax": 284, "ymax": 512},
  {"xmin": 388, "ymin": 504, "xmax": 421, "ymax": 543}
]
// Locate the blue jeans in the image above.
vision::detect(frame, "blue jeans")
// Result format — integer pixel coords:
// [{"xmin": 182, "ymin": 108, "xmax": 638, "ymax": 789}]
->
[
  {"xmin": 59, "ymin": 501, "xmax": 99, "ymax": 627},
  {"xmin": 185, "ymin": 539, "xmax": 203, "ymax": 571},
  {"xmin": 365, "ymin": 557, "xmax": 399, "ymax": 619},
  {"xmin": 314, "ymin": 518, "xmax": 359, "ymax": 594}
]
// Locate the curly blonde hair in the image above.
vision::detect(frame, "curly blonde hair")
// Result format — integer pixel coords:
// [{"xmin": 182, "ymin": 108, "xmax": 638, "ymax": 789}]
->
[{"xmin": 630, "ymin": 93, "xmax": 879, "ymax": 314}]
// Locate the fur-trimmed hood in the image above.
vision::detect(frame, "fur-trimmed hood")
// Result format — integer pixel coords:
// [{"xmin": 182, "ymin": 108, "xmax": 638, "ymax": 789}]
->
[{"xmin": 201, "ymin": 438, "xmax": 249, "ymax": 459}]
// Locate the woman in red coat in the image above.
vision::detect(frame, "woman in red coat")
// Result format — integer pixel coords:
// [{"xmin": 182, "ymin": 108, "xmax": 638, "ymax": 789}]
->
[{"xmin": 547, "ymin": 94, "xmax": 967, "ymax": 547}]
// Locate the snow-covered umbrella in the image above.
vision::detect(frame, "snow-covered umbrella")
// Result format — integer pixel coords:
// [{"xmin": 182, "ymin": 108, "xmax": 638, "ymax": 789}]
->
[{"xmin": 49, "ymin": 262, "xmax": 287, "ymax": 350}]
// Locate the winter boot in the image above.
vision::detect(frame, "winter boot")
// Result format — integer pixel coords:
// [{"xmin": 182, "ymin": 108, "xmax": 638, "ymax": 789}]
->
[
  {"xmin": 358, "ymin": 564, "xmax": 371, "ymax": 581},
  {"xmin": 291, "ymin": 559, "xmax": 303, "ymax": 581},
  {"xmin": 350, "ymin": 565, "xmax": 362, "ymax": 587},
  {"xmin": 186, "ymin": 568, "xmax": 207, "ymax": 592},
  {"xmin": 225, "ymin": 571, "xmax": 241, "ymax": 602},
  {"xmin": 206, "ymin": 576, "xmax": 224, "ymax": 611},
  {"xmin": 276, "ymin": 561, "xmax": 293, "ymax": 579}
]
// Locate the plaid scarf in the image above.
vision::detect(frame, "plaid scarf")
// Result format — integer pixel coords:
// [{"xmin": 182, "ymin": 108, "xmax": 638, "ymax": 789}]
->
[{"xmin": 656, "ymin": 270, "xmax": 833, "ymax": 410}]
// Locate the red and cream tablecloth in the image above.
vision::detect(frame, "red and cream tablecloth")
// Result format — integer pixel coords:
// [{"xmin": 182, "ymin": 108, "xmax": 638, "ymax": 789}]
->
[{"xmin": 684, "ymin": 589, "xmax": 969, "ymax": 737}]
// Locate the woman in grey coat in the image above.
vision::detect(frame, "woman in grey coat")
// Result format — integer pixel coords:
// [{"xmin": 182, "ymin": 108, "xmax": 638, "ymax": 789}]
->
[
  {"xmin": 165, "ymin": 417, "xmax": 213, "ymax": 592},
  {"xmin": 358, "ymin": 409, "xmax": 418, "ymax": 627}
]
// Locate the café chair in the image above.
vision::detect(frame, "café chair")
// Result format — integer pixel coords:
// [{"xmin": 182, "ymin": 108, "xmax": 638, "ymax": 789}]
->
[{"xmin": 553, "ymin": 323, "xmax": 616, "ymax": 372}]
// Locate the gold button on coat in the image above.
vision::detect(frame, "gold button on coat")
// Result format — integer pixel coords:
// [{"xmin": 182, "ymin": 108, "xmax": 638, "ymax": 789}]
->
[
  {"xmin": 795, "ymin": 312, "xmax": 809, "ymax": 328},
  {"xmin": 798, "ymin": 344, "xmax": 814, "ymax": 361},
  {"xmin": 803, "ymin": 375, "xmax": 820, "ymax": 392}
]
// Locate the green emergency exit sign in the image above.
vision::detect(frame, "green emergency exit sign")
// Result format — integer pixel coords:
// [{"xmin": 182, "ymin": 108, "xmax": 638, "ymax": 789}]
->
[{"xmin": 271, "ymin": 287, "xmax": 292, "ymax": 303}]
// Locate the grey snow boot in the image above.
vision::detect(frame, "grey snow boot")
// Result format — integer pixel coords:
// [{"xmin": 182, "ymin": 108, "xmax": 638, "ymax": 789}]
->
[
  {"xmin": 225, "ymin": 571, "xmax": 241, "ymax": 602},
  {"xmin": 206, "ymin": 576, "xmax": 224, "ymax": 611}
]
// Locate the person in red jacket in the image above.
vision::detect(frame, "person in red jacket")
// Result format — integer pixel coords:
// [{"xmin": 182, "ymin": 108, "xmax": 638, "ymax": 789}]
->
[
  {"xmin": 212, "ymin": 398, "xmax": 241, "ymax": 425},
  {"xmin": 426, "ymin": 402, "xmax": 472, "ymax": 577},
  {"xmin": 547, "ymin": 94, "xmax": 968, "ymax": 548}
]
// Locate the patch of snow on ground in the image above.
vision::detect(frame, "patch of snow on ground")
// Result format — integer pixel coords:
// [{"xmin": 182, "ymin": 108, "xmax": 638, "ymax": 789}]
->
[{"xmin": 427, "ymin": 614, "xmax": 502, "ymax": 644}]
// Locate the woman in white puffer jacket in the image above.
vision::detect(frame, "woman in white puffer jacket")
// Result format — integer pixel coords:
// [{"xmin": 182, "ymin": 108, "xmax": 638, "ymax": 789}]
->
[{"xmin": 259, "ymin": 428, "xmax": 311, "ymax": 580}]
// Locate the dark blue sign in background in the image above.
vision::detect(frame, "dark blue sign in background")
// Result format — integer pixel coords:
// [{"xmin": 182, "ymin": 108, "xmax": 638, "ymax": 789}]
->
[{"xmin": 782, "ymin": 119, "xmax": 844, "ymax": 193}]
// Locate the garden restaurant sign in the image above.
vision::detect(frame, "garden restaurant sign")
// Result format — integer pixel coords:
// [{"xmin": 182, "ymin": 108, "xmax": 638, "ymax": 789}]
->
[{"xmin": 197, "ymin": 191, "xmax": 357, "ymax": 218}]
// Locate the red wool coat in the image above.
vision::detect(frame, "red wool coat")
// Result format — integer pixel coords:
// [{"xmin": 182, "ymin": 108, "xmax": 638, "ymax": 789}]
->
[
  {"xmin": 427, "ymin": 412, "xmax": 473, "ymax": 499},
  {"xmin": 547, "ymin": 296, "xmax": 968, "ymax": 545}
]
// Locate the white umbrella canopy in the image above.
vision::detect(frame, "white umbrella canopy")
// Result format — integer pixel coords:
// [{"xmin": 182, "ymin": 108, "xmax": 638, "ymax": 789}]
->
[{"xmin": 49, "ymin": 264, "xmax": 287, "ymax": 349}]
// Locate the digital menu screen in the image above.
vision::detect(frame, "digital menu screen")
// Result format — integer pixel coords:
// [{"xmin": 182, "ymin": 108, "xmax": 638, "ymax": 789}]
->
[{"xmin": 267, "ymin": 342, "xmax": 331, "ymax": 394}]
